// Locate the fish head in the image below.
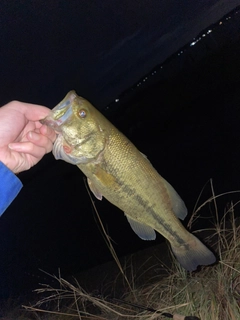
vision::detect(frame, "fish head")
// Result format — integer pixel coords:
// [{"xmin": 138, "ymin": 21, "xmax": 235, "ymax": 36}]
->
[{"xmin": 41, "ymin": 91, "xmax": 106, "ymax": 164}]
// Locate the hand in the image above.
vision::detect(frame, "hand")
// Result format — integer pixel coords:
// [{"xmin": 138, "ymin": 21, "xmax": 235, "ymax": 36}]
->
[{"xmin": 0, "ymin": 100, "xmax": 56, "ymax": 173}]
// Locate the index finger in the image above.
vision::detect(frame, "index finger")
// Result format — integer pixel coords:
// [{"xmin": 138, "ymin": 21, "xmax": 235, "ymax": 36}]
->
[{"xmin": 6, "ymin": 100, "xmax": 52, "ymax": 122}]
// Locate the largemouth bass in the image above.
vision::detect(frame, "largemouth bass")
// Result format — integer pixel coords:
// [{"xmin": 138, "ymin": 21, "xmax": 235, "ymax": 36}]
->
[{"xmin": 42, "ymin": 91, "xmax": 216, "ymax": 271}]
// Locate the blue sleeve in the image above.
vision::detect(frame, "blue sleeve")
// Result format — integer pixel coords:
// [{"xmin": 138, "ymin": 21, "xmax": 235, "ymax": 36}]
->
[{"xmin": 0, "ymin": 161, "xmax": 23, "ymax": 216}]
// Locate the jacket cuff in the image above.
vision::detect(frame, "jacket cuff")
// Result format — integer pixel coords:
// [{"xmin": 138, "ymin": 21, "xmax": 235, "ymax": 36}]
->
[{"xmin": 0, "ymin": 161, "xmax": 23, "ymax": 216}]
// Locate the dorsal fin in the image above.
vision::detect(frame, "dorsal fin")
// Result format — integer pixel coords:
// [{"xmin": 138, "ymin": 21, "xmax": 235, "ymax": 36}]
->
[
  {"xmin": 140, "ymin": 150, "xmax": 187, "ymax": 220},
  {"xmin": 161, "ymin": 177, "xmax": 188, "ymax": 220}
]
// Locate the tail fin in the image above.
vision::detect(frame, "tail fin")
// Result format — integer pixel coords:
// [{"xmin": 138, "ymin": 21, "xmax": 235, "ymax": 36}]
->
[{"xmin": 171, "ymin": 235, "xmax": 216, "ymax": 271}]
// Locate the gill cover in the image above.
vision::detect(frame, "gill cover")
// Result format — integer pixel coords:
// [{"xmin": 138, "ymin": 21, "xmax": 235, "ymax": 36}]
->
[{"xmin": 53, "ymin": 135, "xmax": 83, "ymax": 164}]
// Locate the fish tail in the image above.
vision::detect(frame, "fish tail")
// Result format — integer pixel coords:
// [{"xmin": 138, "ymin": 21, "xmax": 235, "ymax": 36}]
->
[{"xmin": 171, "ymin": 234, "xmax": 216, "ymax": 271}]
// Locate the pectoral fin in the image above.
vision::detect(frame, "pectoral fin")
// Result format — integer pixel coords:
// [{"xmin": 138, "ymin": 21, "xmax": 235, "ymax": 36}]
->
[
  {"xmin": 87, "ymin": 178, "xmax": 102, "ymax": 200},
  {"xmin": 126, "ymin": 215, "xmax": 156, "ymax": 240},
  {"xmin": 162, "ymin": 178, "xmax": 188, "ymax": 220}
]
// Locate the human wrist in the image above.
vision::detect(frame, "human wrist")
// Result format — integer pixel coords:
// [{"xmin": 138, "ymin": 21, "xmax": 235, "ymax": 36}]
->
[
  {"xmin": 0, "ymin": 158, "xmax": 17, "ymax": 174},
  {"xmin": 0, "ymin": 160, "xmax": 13, "ymax": 172}
]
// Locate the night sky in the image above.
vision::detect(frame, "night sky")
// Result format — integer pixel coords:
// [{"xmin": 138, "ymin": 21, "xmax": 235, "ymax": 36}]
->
[
  {"xmin": 1, "ymin": 1, "xmax": 240, "ymax": 299},
  {"xmin": 0, "ymin": 0, "xmax": 239, "ymax": 108}
]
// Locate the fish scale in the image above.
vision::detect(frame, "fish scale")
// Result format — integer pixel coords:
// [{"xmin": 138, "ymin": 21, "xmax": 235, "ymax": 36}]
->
[
  {"xmin": 79, "ymin": 129, "xmax": 188, "ymax": 246},
  {"xmin": 41, "ymin": 90, "xmax": 216, "ymax": 271}
]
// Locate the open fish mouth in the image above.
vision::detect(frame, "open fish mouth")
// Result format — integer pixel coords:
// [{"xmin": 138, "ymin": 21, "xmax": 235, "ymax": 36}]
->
[
  {"xmin": 40, "ymin": 117, "xmax": 62, "ymax": 132},
  {"xmin": 40, "ymin": 91, "xmax": 77, "ymax": 131}
]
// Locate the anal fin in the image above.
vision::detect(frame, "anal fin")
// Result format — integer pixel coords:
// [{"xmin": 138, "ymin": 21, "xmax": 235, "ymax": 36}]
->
[{"xmin": 126, "ymin": 215, "xmax": 156, "ymax": 240}]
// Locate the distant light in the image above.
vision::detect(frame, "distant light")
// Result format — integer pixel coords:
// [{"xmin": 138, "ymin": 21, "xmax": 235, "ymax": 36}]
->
[
  {"xmin": 219, "ymin": 21, "xmax": 222, "ymax": 25},
  {"xmin": 190, "ymin": 37, "xmax": 202, "ymax": 46},
  {"xmin": 115, "ymin": 98, "xmax": 119, "ymax": 103},
  {"xmin": 207, "ymin": 29, "xmax": 212, "ymax": 34}
]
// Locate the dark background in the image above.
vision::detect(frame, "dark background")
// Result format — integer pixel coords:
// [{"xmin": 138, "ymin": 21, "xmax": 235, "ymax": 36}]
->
[{"xmin": 1, "ymin": 1, "xmax": 240, "ymax": 299}]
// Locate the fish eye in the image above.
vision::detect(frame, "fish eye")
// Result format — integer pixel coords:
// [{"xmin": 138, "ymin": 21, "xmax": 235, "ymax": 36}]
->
[{"xmin": 79, "ymin": 109, "xmax": 87, "ymax": 118}]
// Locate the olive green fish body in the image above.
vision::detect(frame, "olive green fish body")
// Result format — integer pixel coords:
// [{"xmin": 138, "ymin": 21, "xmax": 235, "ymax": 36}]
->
[
  {"xmin": 78, "ymin": 127, "xmax": 190, "ymax": 247},
  {"xmin": 42, "ymin": 91, "xmax": 216, "ymax": 271}
]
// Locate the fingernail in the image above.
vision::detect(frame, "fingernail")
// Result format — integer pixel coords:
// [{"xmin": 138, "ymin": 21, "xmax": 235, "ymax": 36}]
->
[
  {"xmin": 8, "ymin": 143, "xmax": 21, "ymax": 151},
  {"xmin": 29, "ymin": 131, "xmax": 39, "ymax": 140}
]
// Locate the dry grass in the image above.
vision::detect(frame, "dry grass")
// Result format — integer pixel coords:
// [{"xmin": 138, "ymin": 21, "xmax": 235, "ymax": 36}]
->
[
  {"xmin": 3, "ymin": 180, "xmax": 240, "ymax": 319},
  {"xmin": 22, "ymin": 210, "xmax": 240, "ymax": 320}
]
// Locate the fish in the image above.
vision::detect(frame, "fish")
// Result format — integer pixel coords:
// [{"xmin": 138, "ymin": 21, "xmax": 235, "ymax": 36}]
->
[{"xmin": 41, "ymin": 90, "xmax": 216, "ymax": 271}]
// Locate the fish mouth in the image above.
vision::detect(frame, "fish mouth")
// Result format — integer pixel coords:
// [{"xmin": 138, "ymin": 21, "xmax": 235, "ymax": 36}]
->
[
  {"xmin": 40, "ymin": 91, "xmax": 77, "ymax": 132},
  {"xmin": 41, "ymin": 91, "xmax": 87, "ymax": 165}
]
